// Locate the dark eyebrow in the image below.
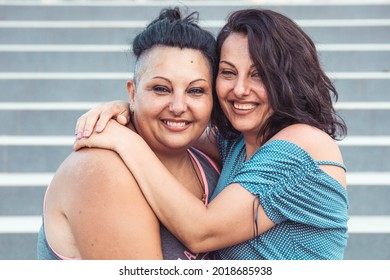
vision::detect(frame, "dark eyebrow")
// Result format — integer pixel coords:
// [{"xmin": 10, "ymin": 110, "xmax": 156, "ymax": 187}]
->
[
  {"xmin": 152, "ymin": 77, "xmax": 208, "ymax": 85},
  {"xmin": 152, "ymin": 76, "xmax": 172, "ymax": 84},
  {"xmin": 219, "ymin": 60, "xmax": 235, "ymax": 68},
  {"xmin": 189, "ymin": 78, "xmax": 208, "ymax": 85},
  {"xmin": 219, "ymin": 60, "xmax": 256, "ymax": 69}
]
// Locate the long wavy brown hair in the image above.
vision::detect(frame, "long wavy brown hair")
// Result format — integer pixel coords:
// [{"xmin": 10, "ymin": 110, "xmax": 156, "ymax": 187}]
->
[{"xmin": 211, "ymin": 9, "xmax": 347, "ymax": 144}]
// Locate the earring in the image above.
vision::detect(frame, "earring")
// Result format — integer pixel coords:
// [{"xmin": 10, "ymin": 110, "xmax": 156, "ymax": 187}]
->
[{"xmin": 130, "ymin": 103, "xmax": 135, "ymax": 114}]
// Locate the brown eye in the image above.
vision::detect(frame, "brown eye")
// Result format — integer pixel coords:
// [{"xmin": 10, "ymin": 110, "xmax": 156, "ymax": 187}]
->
[
  {"xmin": 188, "ymin": 87, "xmax": 205, "ymax": 96},
  {"xmin": 219, "ymin": 69, "xmax": 236, "ymax": 79},
  {"xmin": 153, "ymin": 86, "xmax": 171, "ymax": 94}
]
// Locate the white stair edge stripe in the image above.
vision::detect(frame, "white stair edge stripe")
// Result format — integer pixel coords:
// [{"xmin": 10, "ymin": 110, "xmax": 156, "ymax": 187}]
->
[
  {"xmin": 0, "ymin": 216, "xmax": 42, "ymax": 234},
  {"xmin": 0, "ymin": 215, "xmax": 388, "ymax": 234},
  {"xmin": 338, "ymin": 136, "xmax": 390, "ymax": 146},
  {"xmin": 0, "ymin": 173, "xmax": 54, "ymax": 187},
  {"xmin": 0, "ymin": 102, "xmax": 99, "ymax": 110},
  {"xmin": 335, "ymin": 102, "xmax": 390, "ymax": 110},
  {"xmin": 327, "ymin": 72, "xmax": 390, "ymax": 79},
  {"xmin": 0, "ymin": 72, "xmax": 132, "ymax": 79},
  {"xmin": 0, "ymin": 19, "xmax": 390, "ymax": 28},
  {"xmin": 0, "ymin": 44, "xmax": 131, "ymax": 52},
  {"xmin": 1, "ymin": 44, "xmax": 390, "ymax": 52},
  {"xmin": 347, "ymin": 216, "xmax": 390, "ymax": 234},
  {"xmin": 0, "ymin": 72, "xmax": 389, "ymax": 80},
  {"xmin": 317, "ymin": 44, "xmax": 390, "ymax": 51},
  {"xmin": 297, "ymin": 19, "xmax": 390, "ymax": 27},
  {"xmin": 1, "ymin": 101, "xmax": 389, "ymax": 110},
  {"xmin": 0, "ymin": 136, "xmax": 75, "ymax": 146},
  {"xmin": 347, "ymin": 172, "xmax": 390, "ymax": 186},
  {"xmin": 1, "ymin": 135, "xmax": 390, "ymax": 147},
  {"xmin": 1, "ymin": 172, "xmax": 390, "ymax": 187}
]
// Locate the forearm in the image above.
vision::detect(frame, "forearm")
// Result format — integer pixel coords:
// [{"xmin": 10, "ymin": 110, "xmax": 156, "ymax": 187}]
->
[
  {"xmin": 73, "ymin": 122, "xmax": 268, "ymax": 252},
  {"xmin": 115, "ymin": 134, "xmax": 211, "ymax": 249}
]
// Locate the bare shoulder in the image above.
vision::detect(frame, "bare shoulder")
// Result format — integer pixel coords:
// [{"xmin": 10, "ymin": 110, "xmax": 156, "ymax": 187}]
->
[
  {"xmin": 62, "ymin": 148, "xmax": 127, "ymax": 176},
  {"xmin": 46, "ymin": 149, "xmax": 162, "ymax": 259},
  {"xmin": 271, "ymin": 124, "xmax": 344, "ymax": 163},
  {"xmin": 49, "ymin": 148, "xmax": 136, "ymax": 206}
]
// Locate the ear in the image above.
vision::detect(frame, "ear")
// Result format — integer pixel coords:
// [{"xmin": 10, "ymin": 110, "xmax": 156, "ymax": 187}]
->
[{"xmin": 126, "ymin": 80, "xmax": 136, "ymax": 105}]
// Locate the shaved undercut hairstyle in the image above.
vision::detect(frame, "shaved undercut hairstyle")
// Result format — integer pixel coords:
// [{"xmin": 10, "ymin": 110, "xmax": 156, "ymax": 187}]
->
[{"xmin": 132, "ymin": 7, "xmax": 218, "ymax": 88}]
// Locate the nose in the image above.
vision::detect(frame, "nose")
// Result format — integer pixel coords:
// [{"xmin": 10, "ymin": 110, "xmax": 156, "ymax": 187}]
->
[
  {"xmin": 233, "ymin": 76, "xmax": 250, "ymax": 98},
  {"xmin": 169, "ymin": 93, "xmax": 187, "ymax": 115}
]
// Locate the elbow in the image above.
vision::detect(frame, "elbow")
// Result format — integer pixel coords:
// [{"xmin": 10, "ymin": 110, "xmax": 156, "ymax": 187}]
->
[
  {"xmin": 180, "ymin": 232, "xmax": 214, "ymax": 254},
  {"xmin": 185, "ymin": 240, "xmax": 208, "ymax": 254},
  {"xmin": 172, "ymin": 210, "xmax": 218, "ymax": 254}
]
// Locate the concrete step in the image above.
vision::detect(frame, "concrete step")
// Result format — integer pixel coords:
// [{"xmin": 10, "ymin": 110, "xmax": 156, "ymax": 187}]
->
[
  {"xmin": 348, "ymin": 185, "xmax": 390, "ymax": 215},
  {"xmin": 345, "ymin": 233, "xmax": 390, "ymax": 260},
  {"xmin": 335, "ymin": 79, "xmax": 390, "ymax": 102},
  {"xmin": 0, "ymin": 51, "xmax": 133, "ymax": 73},
  {"xmin": 1, "ymin": 105, "xmax": 389, "ymax": 136},
  {"xmin": 0, "ymin": 176, "xmax": 390, "ymax": 217},
  {"xmin": 0, "ymin": 233, "xmax": 38, "ymax": 260},
  {"xmin": 1, "ymin": 143, "xmax": 389, "ymax": 172},
  {"xmin": 338, "ymin": 109, "xmax": 390, "ymax": 135},
  {"xmin": 0, "ymin": 146, "xmax": 72, "ymax": 172},
  {"xmin": 341, "ymin": 146, "xmax": 390, "ymax": 172},
  {"xmin": 1, "ymin": 25, "xmax": 389, "ymax": 44},
  {"xmin": 308, "ymin": 26, "xmax": 390, "ymax": 44},
  {"xmin": 0, "ymin": 77, "xmax": 388, "ymax": 102},
  {"xmin": 1, "ymin": 48, "xmax": 389, "ymax": 72},
  {"xmin": 319, "ymin": 50, "xmax": 390, "ymax": 72},
  {"xmin": 0, "ymin": 79, "xmax": 126, "ymax": 102},
  {"xmin": 1, "ymin": 216, "xmax": 388, "ymax": 259},
  {"xmin": 0, "ymin": 187, "xmax": 45, "ymax": 216},
  {"xmin": 2, "ymin": 3, "xmax": 389, "ymax": 21},
  {"xmin": 1, "ymin": 233, "xmax": 389, "ymax": 260}
]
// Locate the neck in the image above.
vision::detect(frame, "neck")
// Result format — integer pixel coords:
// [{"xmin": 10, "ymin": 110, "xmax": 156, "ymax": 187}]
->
[
  {"xmin": 155, "ymin": 149, "xmax": 190, "ymax": 174},
  {"xmin": 155, "ymin": 148, "xmax": 206, "ymax": 202},
  {"xmin": 243, "ymin": 133, "xmax": 262, "ymax": 160}
]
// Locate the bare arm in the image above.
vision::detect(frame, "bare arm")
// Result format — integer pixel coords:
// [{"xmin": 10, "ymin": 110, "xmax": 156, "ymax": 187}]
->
[
  {"xmin": 45, "ymin": 148, "xmax": 162, "ymax": 259},
  {"xmin": 75, "ymin": 101, "xmax": 221, "ymax": 165},
  {"xmin": 73, "ymin": 121, "xmax": 274, "ymax": 253}
]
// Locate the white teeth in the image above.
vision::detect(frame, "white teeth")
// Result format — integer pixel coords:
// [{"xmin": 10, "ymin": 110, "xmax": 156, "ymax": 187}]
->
[
  {"xmin": 164, "ymin": 120, "xmax": 187, "ymax": 127},
  {"xmin": 233, "ymin": 102, "xmax": 256, "ymax": 110}
]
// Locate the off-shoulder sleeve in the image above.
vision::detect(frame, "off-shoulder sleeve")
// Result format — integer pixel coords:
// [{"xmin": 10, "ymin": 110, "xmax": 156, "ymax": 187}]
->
[{"xmin": 232, "ymin": 140, "xmax": 349, "ymax": 229}]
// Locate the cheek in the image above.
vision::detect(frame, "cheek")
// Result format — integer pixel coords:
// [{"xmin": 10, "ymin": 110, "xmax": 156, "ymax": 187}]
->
[
  {"xmin": 193, "ymin": 98, "xmax": 213, "ymax": 122},
  {"xmin": 137, "ymin": 96, "xmax": 166, "ymax": 114},
  {"xmin": 216, "ymin": 78, "xmax": 230, "ymax": 99}
]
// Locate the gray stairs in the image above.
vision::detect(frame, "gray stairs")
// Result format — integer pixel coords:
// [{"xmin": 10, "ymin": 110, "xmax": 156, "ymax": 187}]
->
[{"xmin": 0, "ymin": 1, "xmax": 389, "ymax": 260}]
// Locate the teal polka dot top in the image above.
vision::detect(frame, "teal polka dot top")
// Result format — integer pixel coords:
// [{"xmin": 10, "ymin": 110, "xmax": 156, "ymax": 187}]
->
[{"xmin": 210, "ymin": 135, "xmax": 349, "ymax": 260}]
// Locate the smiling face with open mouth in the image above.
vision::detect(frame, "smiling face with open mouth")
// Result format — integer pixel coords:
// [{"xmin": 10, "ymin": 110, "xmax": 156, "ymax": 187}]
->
[
  {"xmin": 216, "ymin": 32, "xmax": 273, "ymax": 145},
  {"xmin": 129, "ymin": 46, "xmax": 213, "ymax": 154}
]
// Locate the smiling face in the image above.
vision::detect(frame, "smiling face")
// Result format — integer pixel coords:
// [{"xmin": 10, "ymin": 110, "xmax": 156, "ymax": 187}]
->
[
  {"xmin": 128, "ymin": 46, "xmax": 213, "ymax": 155},
  {"xmin": 216, "ymin": 33, "xmax": 273, "ymax": 145}
]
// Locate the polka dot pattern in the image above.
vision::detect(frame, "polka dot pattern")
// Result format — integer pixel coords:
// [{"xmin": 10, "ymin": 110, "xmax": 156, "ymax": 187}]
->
[{"xmin": 210, "ymin": 136, "xmax": 349, "ymax": 260}]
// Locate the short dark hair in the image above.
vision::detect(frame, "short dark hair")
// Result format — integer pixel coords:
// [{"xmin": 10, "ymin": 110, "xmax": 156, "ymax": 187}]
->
[
  {"xmin": 213, "ymin": 9, "xmax": 347, "ymax": 143},
  {"xmin": 132, "ymin": 7, "xmax": 218, "ymax": 87}
]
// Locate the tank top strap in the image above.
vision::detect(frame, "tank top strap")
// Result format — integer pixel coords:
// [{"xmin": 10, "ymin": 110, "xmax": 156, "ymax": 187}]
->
[
  {"xmin": 188, "ymin": 147, "xmax": 220, "ymax": 174},
  {"xmin": 315, "ymin": 160, "xmax": 347, "ymax": 172}
]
